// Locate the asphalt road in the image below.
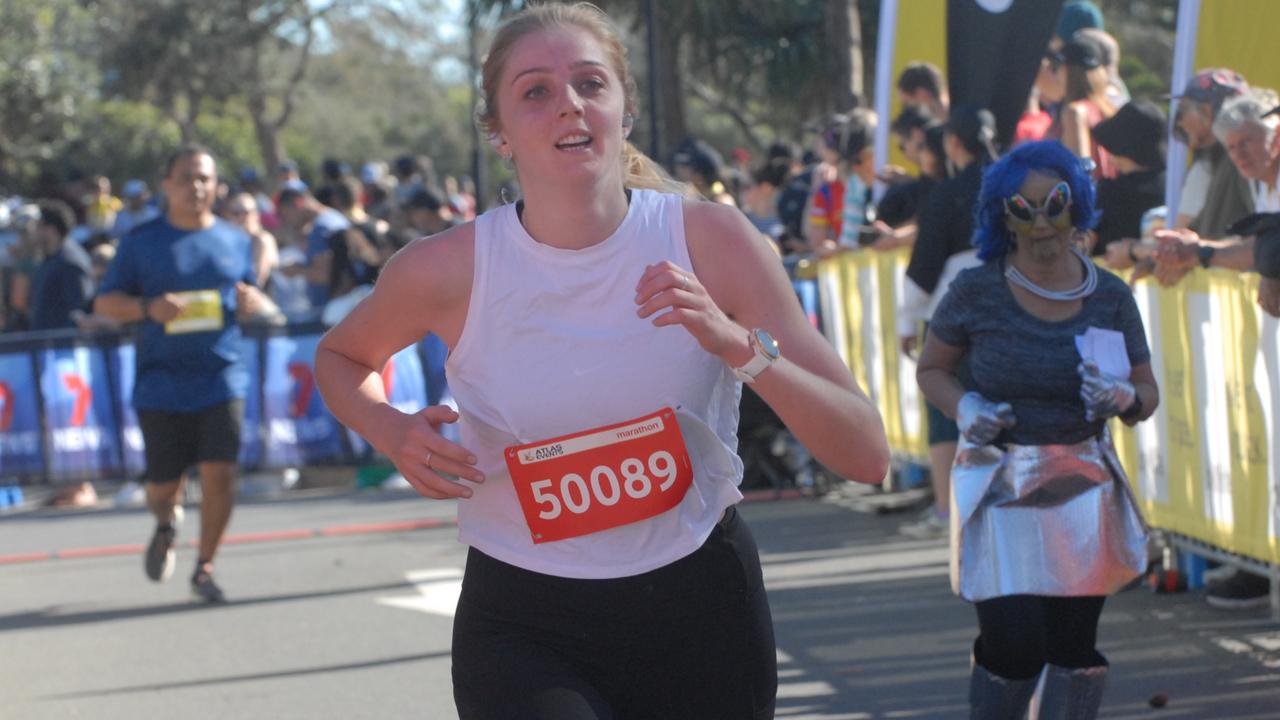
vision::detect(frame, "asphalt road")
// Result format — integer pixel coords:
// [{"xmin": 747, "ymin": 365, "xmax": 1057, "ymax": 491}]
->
[{"xmin": 2, "ymin": 483, "xmax": 1278, "ymax": 719}]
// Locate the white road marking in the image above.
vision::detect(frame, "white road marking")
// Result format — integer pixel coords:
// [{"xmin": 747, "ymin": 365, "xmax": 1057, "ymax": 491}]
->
[{"xmin": 377, "ymin": 567, "xmax": 464, "ymax": 617}]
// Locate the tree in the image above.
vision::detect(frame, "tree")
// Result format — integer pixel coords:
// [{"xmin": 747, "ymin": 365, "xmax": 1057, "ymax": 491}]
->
[
  {"xmin": 469, "ymin": 0, "xmax": 871, "ymax": 162},
  {"xmin": 94, "ymin": 1, "xmax": 335, "ymax": 184},
  {"xmin": 0, "ymin": 1, "xmax": 98, "ymax": 191}
]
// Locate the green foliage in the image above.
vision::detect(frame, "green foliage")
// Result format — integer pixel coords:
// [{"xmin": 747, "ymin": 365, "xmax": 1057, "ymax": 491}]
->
[
  {"xmin": 0, "ymin": 0, "xmax": 99, "ymax": 190},
  {"xmin": 65, "ymin": 100, "xmax": 180, "ymax": 186},
  {"xmin": 1119, "ymin": 56, "xmax": 1168, "ymax": 105},
  {"xmin": 193, "ymin": 101, "xmax": 269, "ymax": 182}
]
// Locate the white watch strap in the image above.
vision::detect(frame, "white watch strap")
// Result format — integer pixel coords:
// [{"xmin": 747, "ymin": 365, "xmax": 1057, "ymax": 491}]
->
[{"xmin": 733, "ymin": 352, "xmax": 773, "ymax": 384}]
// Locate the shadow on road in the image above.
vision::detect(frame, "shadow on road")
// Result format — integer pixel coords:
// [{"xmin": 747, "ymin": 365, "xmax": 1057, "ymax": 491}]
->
[
  {"xmin": 0, "ymin": 578, "xmax": 416, "ymax": 632},
  {"xmin": 42, "ymin": 649, "xmax": 452, "ymax": 701}
]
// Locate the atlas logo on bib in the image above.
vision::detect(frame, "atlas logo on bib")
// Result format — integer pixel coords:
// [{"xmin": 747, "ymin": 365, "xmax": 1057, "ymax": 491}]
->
[{"xmin": 506, "ymin": 408, "xmax": 694, "ymax": 544}]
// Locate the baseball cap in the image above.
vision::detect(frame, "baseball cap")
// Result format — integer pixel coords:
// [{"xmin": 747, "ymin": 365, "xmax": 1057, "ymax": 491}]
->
[
  {"xmin": 122, "ymin": 179, "xmax": 147, "ymax": 198},
  {"xmin": 360, "ymin": 162, "xmax": 384, "ymax": 184},
  {"xmin": 1093, "ymin": 100, "xmax": 1167, "ymax": 169},
  {"xmin": 1060, "ymin": 35, "xmax": 1104, "ymax": 70},
  {"xmin": 1168, "ymin": 68, "xmax": 1249, "ymax": 112}
]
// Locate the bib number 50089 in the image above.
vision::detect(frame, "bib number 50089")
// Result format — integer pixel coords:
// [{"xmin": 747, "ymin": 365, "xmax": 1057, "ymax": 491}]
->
[
  {"xmin": 505, "ymin": 407, "xmax": 694, "ymax": 543},
  {"xmin": 531, "ymin": 450, "xmax": 679, "ymax": 520}
]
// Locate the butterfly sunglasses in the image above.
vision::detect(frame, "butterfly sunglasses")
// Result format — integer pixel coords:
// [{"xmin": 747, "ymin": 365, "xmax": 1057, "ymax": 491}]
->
[{"xmin": 1003, "ymin": 181, "xmax": 1073, "ymax": 233}]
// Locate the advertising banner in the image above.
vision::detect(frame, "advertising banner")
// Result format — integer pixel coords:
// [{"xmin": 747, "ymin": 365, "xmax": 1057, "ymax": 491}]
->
[
  {"xmin": 262, "ymin": 333, "xmax": 346, "ymax": 467},
  {"xmin": 0, "ymin": 353, "xmax": 44, "ymax": 476},
  {"xmin": 40, "ymin": 347, "xmax": 121, "ymax": 479}
]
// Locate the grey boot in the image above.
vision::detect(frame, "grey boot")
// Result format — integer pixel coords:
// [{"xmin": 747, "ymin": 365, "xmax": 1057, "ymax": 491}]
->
[
  {"xmin": 1029, "ymin": 664, "xmax": 1108, "ymax": 720},
  {"xmin": 970, "ymin": 663, "xmax": 1038, "ymax": 720}
]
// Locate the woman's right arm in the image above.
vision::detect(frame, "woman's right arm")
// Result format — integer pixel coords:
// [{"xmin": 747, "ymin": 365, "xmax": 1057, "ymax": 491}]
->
[
  {"xmin": 314, "ymin": 224, "xmax": 484, "ymax": 499},
  {"xmin": 915, "ymin": 334, "xmax": 968, "ymax": 419}
]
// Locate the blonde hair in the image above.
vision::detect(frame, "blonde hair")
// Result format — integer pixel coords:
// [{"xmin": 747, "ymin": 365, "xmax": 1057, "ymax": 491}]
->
[{"xmin": 477, "ymin": 2, "xmax": 689, "ymax": 196}]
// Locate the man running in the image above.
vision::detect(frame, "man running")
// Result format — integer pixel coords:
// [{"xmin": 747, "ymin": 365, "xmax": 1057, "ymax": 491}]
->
[{"xmin": 95, "ymin": 144, "xmax": 268, "ymax": 603}]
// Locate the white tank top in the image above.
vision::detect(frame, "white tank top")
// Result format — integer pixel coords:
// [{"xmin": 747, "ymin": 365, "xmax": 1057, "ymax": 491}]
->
[{"xmin": 445, "ymin": 189, "xmax": 744, "ymax": 579}]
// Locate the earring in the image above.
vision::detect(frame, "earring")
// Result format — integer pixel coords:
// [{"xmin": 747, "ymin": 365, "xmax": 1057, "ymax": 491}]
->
[{"xmin": 622, "ymin": 113, "xmax": 634, "ymax": 139}]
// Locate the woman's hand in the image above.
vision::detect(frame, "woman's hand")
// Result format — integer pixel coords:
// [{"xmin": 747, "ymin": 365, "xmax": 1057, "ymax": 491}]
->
[
  {"xmin": 1078, "ymin": 361, "xmax": 1136, "ymax": 422},
  {"xmin": 634, "ymin": 261, "xmax": 750, "ymax": 363},
  {"xmin": 380, "ymin": 405, "xmax": 485, "ymax": 499},
  {"xmin": 956, "ymin": 392, "xmax": 1016, "ymax": 445}
]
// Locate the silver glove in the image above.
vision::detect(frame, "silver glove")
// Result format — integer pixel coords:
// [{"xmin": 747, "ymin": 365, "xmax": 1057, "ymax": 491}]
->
[
  {"xmin": 956, "ymin": 391, "xmax": 1017, "ymax": 446},
  {"xmin": 1078, "ymin": 360, "xmax": 1136, "ymax": 422}
]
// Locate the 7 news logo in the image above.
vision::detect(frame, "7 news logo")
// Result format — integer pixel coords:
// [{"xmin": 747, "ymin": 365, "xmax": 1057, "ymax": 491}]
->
[
  {"xmin": 51, "ymin": 371, "xmax": 102, "ymax": 452},
  {"xmin": 61, "ymin": 373, "xmax": 92, "ymax": 427},
  {"xmin": 0, "ymin": 382, "xmax": 14, "ymax": 433},
  {"xmin": 286, "ymin": 359, "xmax": 394, "ymax": 419}
]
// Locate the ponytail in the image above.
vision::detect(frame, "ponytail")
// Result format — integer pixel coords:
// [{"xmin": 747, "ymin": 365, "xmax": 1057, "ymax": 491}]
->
[{"xmin": 621, "ymin": 142, "xmax": 697, "ymax": 198}]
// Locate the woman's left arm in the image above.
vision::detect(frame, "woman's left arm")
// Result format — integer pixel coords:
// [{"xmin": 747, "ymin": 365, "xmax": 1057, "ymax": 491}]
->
[
  {"xmin": 1124, "ymin": 362, "xmax": 1159, "ymax": 426},
  {"xmin": 635, "ymin": 201, "xmax": 890, "ymax": 484},
  {"xmin": 1061, "ymin": 103, "xmax": 1091, "ymax": 160}
]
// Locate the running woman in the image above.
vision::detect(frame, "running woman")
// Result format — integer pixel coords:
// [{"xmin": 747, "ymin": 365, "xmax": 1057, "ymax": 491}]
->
[{"xmin": 315, "ymin": 3, "xmax": 888, "ymax": 718}]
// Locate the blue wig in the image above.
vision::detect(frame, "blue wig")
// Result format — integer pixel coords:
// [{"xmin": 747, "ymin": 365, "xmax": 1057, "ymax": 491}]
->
[{"xmin": 972, "ymin": 140, "xmax": 1100, "ymax": 261}]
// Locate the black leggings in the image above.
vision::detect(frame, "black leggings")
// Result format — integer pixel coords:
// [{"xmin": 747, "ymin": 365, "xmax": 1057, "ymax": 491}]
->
[
  {"xmin": 974, "ymin": 595, "xmax": 1107, "ymax": 680},
  {"xmin": 452, "ymin": 506, "xmax": 777, "ymax": 720}
]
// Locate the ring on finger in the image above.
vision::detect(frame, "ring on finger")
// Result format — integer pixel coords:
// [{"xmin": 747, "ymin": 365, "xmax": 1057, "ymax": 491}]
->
[
  {"xmin": 425, "ymin": 450, "xmax": 433, "ymax": 468},
  {"xmin": 679, "ymin": 274, "xmax": 689, "ymax": 291}
]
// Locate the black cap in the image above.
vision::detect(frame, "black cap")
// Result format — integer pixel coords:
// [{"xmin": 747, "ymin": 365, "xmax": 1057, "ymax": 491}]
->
[
  {"xmin": 1061, "ymin": 34, "xmax": 1105, "ymax": 69},
  {"xmin": 404, "ymin": 188, "xmax": 444, "ymax": 213},
  {"xmin": 1093, "ymin": 100, "xmax": 1167, "ymax": 169}
]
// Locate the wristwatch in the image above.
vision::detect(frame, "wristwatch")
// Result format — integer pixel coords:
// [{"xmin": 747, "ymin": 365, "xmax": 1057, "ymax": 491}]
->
[
  {"xmin": 732, "ymin": 329, "xmax": 781, "ymax": 384},
  {"xmin": 1197, "ymin": 244, "xmax": 1216, "ymax": 269}
]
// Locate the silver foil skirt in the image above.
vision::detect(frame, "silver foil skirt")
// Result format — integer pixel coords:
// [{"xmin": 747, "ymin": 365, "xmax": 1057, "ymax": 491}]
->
[{"xmin": 949, "ymin": 430, "xmax": 1149, "ymax": 602}]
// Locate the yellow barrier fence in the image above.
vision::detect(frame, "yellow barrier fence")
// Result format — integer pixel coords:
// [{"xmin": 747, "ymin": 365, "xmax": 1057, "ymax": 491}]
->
[{"xmin": 817, "ymin": 249, "xmax": 1280, "ymax": 565}]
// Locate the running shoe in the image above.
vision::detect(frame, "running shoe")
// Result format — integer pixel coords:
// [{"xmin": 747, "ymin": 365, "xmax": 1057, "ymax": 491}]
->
[
  {"xmin": 144, "ymin": 524, "xmax": 177, "ymax": 582},
  {"xmin": 899, "ymin": 507, "xmax": 949, "ymax": 540},
  {"xmin": 191, "ymin": 564, "xmax": 227, "ymax": 604}
]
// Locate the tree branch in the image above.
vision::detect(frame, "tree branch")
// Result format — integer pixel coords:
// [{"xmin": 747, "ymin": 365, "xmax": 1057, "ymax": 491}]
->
[
  {"xmin": 685, "ymin": 76, "xmax": 765, "ymax": 151},
  {"xmin": 269, "ymin": 13, "xmax": 317, "ymax": 130}
]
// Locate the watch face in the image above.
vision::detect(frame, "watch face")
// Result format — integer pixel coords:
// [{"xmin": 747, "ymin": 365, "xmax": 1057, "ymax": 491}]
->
[{"xmin": 753, "ymin": 329, "xmax": 781, "ymax": 360}]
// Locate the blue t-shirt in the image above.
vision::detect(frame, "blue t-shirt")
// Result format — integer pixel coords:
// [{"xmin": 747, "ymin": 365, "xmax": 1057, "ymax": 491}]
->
[
  {"xmin": 305, "ymin": 209, "xmax": 350, "ymax": 307},
  {"xmin": 98, "ymin": 216, "xmax": 256, "ymax": 412},
  {"xmin": 928, "ymin": 261, "xmax": 1151, "ymax": 445}
]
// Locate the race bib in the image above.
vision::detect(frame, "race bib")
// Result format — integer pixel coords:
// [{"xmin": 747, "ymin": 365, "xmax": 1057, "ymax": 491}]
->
[
  {"xmin": 165, "ymin": 290, "xmax": 224, "ymax": 334},
  {"xmin": 505, "ymin": 407, "xmax": 693, "ymax": 544}
]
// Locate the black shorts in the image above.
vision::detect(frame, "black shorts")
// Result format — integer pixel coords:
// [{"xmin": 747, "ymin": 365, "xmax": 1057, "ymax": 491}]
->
[
  {"xmin": 137, "ymin": 400, "xmax": 244, "ymax": 483},
  {"xmin": 452, "ymin": 506, "xmax": 777, "ymax": 720}
]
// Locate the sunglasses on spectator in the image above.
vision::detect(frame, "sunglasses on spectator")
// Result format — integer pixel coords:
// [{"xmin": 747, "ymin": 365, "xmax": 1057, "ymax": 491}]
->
[
  {"xmin": 1003, "ymin": 181, "xmax": 1072, "ymax": 233},
  {"xmin": 1043, "ymin": 52, "xmax": 1064, "ymax": 71}
]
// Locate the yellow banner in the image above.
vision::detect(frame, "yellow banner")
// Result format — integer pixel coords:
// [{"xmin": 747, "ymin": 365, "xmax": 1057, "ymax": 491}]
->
[
  {"xmin": 1195, "ymin": 0, "xmax": 1280, "ymax": 95},
  {"xmin": 887, "ymin": 0, "xmax": 947, "ymax": 169}
]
